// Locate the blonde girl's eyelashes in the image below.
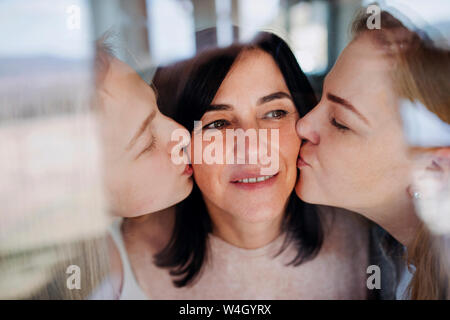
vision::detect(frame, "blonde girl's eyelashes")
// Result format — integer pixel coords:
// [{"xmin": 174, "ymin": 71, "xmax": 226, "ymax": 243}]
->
[{"xmin": 331, "ymin": 117, "xmax": 350, "ymax": 132}]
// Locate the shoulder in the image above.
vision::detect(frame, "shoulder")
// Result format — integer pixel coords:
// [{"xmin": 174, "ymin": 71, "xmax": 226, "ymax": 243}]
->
[
  {"xmin": 106, "ymin": 232, "xmax": 124, "ymax": 299},
  {"xmin": 105, "ymin": 210, "xmax": 175, "ymax": 298},
  {"xmin": 317, "ymin": 205, "xmax": 370, "ymax": 255}
]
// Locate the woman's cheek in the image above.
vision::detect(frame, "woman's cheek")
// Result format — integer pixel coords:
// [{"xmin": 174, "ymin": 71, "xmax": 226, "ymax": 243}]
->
[
  {"xmin": 193, "ymin": 163, "xmax": 219, "ymax": 195},
  {"xmin": 279, "ymin": 123, "xmax": 301, "ymax": 162}
]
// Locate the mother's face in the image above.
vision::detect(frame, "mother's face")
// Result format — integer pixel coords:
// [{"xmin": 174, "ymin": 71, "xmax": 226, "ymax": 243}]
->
[
  {"xmin": 192, "ymin": 49, "xmax": 300, "ymax": 223},
  {"xmin": 295, "ymin": 33, "xmax": 413, "ymax": 213}
]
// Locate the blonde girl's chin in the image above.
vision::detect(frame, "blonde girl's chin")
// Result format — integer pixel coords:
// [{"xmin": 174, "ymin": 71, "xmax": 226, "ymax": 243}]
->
[
  {"xmin": 294, "ymin": 182, "xmax": 320, "ymax": 205},
  {"xmin": 294, "ymin": 182, "xmax": 305, "ymax": 200}
]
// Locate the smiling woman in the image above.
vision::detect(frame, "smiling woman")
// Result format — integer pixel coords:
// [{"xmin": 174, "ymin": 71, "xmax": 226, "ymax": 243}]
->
[
  {"xmin": 188, "ymin": 48, "xmax": 301, "ymax": 227},
  {"xmin": 141, "ymin": 31, "xmax": 372, "ymax": 299}
]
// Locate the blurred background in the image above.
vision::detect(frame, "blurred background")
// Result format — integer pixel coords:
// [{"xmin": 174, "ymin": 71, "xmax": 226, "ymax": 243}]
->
[{"xmin": 2, "ymin": 0, "xmax": 449, "ymax": 116}]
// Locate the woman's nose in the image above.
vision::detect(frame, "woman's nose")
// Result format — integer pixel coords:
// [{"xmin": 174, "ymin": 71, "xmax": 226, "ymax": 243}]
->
[
  {"xmin": 296, "ymin": 115, "xmax": 320, "ymax": 145},
  {"xmin": 228, "ymin": 120, "xmax": 263, "ymax": 165}
]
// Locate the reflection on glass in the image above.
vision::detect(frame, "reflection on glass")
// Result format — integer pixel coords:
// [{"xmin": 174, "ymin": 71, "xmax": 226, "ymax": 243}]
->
[
  {"xmin": 238, "ymin": 0, "xmax": 281, "ymax": 42},
  {"xmin": 146, "ymin": 0, "xmax": 196, "ymax": 66},
  {"xmin": 0, "ymin": 0, "xmax": 109, "ymax": 299},
  {"xmin": 289, "ymin": 1, "xmax": 328, "ymax": 74}
]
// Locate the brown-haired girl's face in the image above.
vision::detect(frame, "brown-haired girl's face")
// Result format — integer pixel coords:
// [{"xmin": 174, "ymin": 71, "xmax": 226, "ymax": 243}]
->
[
  {"xmin": 96, "ymin": 57, "xmax": 193, "ymax": 217},
  {"xmin": 295, "ymin": 33, "xmax": 414, "ymax": 216}
]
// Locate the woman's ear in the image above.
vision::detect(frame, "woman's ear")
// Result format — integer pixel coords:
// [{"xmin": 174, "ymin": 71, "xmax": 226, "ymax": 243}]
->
[
  {"xmin": 409, "ymin": 147, "xmax": 450, "ymax": 197},
  {"xmin": 409, "ymin": 147, "xmax": 450, "ymax": 234},
  {"xmin": 427, "ymin": 147, "xmax": 450, "ymax": 181}
]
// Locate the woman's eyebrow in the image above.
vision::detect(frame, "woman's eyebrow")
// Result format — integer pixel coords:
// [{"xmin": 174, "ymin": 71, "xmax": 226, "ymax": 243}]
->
[
  {"xmin": 326, "ymin": 92, "xmax": 370, "ymax": 126},
  {"xmin": 127, "ymin": 110, "xmax": 157, "ymax": 150},
  {"xmin": 204, "ymin": 104, "xmax": 233, "ymax": 113},
  {"xmin": 257, "ymin": 91, "xmax": 292, "ymax": 105},
  {"xmin": 204, "ymin": 91, "xmax": 292, "ymax": 114}
]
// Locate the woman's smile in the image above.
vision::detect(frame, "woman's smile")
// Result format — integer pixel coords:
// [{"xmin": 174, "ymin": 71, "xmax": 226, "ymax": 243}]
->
[{"xmin": 229, "ymin": 169, "xmax": 279, "ymax": 190}]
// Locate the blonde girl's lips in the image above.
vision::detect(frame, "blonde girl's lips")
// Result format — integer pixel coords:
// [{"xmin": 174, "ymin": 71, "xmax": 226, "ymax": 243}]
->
[{"xmin": 297, "ymin": 156, "xmax": 310, "ymax": 168}]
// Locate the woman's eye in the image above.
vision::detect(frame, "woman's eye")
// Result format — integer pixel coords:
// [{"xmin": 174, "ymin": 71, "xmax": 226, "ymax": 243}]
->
[
  {"xmin": 203, "ymin": 119, "xmax": 229, "ymax": 130},
  {"xmin": 331, "ymin": 118, "xmax": 350, "ymax": 131},
  {"xmin": 136, "ymin": 134, "xmax": 156, "ymax": 159},
  {"xmin": 265, "ymin": 110, "xmax": 287, "ymax": 119}
]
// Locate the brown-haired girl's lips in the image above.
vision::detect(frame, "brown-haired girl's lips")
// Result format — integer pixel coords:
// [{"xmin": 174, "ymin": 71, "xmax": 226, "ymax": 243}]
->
[{"xmin": 183, "ymin": 164, "xmax": 193, "ymax": 176}]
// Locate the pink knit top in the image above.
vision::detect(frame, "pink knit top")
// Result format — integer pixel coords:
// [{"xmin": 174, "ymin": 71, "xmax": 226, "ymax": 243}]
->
[{"xmin": 120, "ymin": 207, "xmax": 370, "ymax": 299}]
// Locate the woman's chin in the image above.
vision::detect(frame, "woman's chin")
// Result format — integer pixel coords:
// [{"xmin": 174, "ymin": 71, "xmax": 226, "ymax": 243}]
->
[
  {"xmin": 169, "ymin": 179, "xmax": 194, "ymax": 207},
  {"xmin": 295, "ymin": 180, "xmax": 319, "ymax": 205},
  {"xmin": 231, "ymin": 203, "xmax": 285, "ymax": 223},
  {"xmin": 181, "ymin": 178, "xmax": 194, "ymax": 200}
]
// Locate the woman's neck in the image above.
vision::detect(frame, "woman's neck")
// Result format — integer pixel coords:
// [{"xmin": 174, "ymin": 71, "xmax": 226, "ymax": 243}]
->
[
  {"xmin": 206, "ymin": 202, "xmax": 284, "ymax": 250},
  {"xmin": 357, "ymin": 194, "xmax": 421, "ymax": 248},
  {"xmin": 122, "ymin": 206, "xmax": 174, "ymax": 235}
]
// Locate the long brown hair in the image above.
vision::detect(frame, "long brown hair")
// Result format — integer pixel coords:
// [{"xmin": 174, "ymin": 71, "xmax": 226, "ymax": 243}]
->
[{"xmin": 352, "ymin": 6, "xmax": 450, "ymax": 299}]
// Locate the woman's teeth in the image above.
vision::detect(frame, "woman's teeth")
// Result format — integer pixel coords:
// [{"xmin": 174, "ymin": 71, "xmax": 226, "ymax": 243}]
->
[{"xmin": 235, "ymin": 175, "xmax": 275, "ymax": 183}]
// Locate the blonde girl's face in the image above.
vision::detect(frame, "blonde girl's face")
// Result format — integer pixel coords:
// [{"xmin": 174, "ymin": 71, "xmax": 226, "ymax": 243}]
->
[{"xmin": 295, "ymin": 33, "xmax": 414, "ymax": 215}]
